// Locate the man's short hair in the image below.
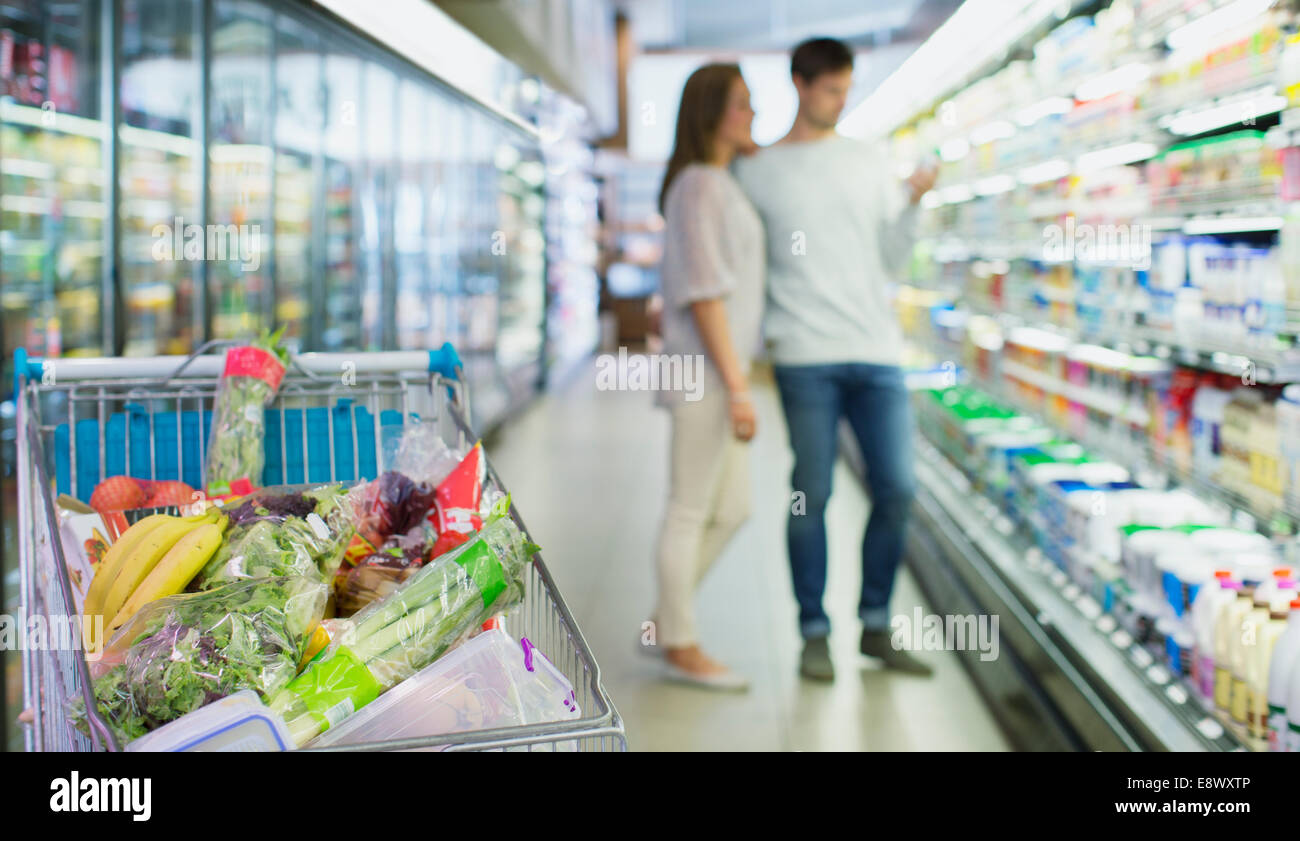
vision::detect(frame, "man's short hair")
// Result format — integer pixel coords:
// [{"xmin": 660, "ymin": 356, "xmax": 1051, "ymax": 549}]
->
[{"xmin": 791, "ymin": 37, "xmax": 854, "ymax": 82}]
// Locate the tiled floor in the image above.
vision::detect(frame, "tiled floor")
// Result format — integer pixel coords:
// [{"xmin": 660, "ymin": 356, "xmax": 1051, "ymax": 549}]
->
[{"xmin": 488, "ymin": 358, "xmax": 1011, "ymax": 751}]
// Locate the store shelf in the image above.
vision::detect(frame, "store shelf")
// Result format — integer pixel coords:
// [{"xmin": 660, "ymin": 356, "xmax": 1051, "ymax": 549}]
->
[
  {"xmin": 929, "ymin": 290, "xmax": 1300, "ymax": 385},
  {"xmin": 907, "ymin": 430, "xmax": 1256, "ymax": 751},
  {"xmin": 950, "ymin": 356, "xmax": 1300, "ymax": 535}
]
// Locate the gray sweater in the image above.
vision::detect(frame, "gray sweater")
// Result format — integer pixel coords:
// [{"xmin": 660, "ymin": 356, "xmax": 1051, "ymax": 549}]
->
[{"xmin": 732, "ymin": 134, "xmax": 919, "ymax": 367}]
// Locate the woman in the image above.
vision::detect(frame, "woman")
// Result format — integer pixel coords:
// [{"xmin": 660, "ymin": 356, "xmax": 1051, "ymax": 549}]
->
[{"xmin": 650, "ymin": 63, "xmax": 764, "ymax": 690}]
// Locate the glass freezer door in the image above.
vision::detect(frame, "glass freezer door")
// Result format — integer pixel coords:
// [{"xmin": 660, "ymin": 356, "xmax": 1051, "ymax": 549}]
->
[
  {"xmin": 0, "ymin": 0, "xmax": 104, "ymax": 361},
  {"xmin": 208, "ymin": 0, "xmax": 272, "ymax": 340},
  {"xmin": 320, "ymin": 48, "xmax": 359, "ymax": 352},
  {"xmin": 119, "ymin": 0, "xmax": 200, "ymax": 356},
  {"xmin": 272, "ymin": 14, "xmax": 320, "ymax": 353}
]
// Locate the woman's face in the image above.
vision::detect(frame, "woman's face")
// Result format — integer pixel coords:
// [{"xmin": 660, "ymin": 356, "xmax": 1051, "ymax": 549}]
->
[{"xmin": 715, "ymin": 76, "xmax": 754, "ymax": 156}]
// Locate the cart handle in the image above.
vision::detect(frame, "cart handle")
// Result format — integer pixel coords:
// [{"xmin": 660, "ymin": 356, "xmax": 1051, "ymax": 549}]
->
[{"xmin": 14, "ymin": 344, "xmax": 464, "ymax": 384}]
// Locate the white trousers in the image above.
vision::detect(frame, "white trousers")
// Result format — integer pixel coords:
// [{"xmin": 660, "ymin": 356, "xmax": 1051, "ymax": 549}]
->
[{"xmin": 653, "ymin": 393, "xmax": 752, "ymax": 648}]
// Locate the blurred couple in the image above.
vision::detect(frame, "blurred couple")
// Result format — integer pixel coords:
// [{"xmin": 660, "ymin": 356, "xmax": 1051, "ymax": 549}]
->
[{"xmin": 648, "ymin": 37, "xmax": 939, "ymax": 689}]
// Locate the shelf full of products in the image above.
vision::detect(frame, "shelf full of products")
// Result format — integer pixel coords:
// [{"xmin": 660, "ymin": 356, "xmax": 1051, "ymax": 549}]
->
[
  {"xmin": 892, "ymin": 0, "xmax": 1300, "ymax": 395},
  {"xmin": 897, "ymin": 374, "xmax": 1300, "ymax": 752}
]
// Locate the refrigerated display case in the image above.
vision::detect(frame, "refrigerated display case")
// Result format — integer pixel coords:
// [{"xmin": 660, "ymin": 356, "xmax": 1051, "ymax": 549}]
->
[
  {"xmin": 271, "ymin": 14, "xmax": 319, "ymax": 352},
  {"xmin": 119, "ymin": 0, "xmax": 200, "ymax": 356},
  {"xmin": 876, "ymin": 0, "xmax": 1300, "ymax": 752},
  {"xmin": 208, "ymin": 0, "xmax": 272, "ymax": 340},
  {"xmin": 541, "ymin": 86, "xmax": 600, "ymax": 376},
  {"xmin": 358, "ymin": 59, "xmax": 394, "ymax": 351},
  {"xmin": 320, "ymin": 48, "xmax": 360, "ymax": 352},
  {"xmin": 0, "ymin": 0, "xmax": 104, "ymax": 362},
  {"xmin": 1, "ymin": 1, "xmax": 564, "ymax": 404},
  {"xmin": 395, "ymin": 78, "xmax": 432, "ymax": 352}
]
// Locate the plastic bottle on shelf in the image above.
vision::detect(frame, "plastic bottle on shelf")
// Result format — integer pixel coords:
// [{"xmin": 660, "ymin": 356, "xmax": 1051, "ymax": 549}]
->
[
  {"xmin": 1216, "ymin": 558, "xmax": 1273, "ymax": 711},
  {"xmin": 1148, "ymin": 238, "xmax": 1186, "ymax": 333},
  {"xmin": 1190, "ymin": 377, "xmax": 1232, "ymax": 482},
  {"xmin": 1267, "ymin": 593, "xmax": 1300, "ymax": 750},
  {"xmin": 1164, "ymin": 552, "xmax": 1215, "ymax": 676},
  {"xmin": 1259, "ymin": 248, "xmax": 1287, "ymax": 348},
  {"xmin": 1220, "ymin": 389, "xmax": 1263, "ymax": 499},
  {"xmin": 1278, "ymin": 385, "xmax": 1300, "ymax": 513},
  {"xmin": 1227, "ymin": 244, "xmax": 1252, "ymax": 346},
  {"xmin": 1192, "ymin": 571, "xmax": 1238, "ymax": 700},
  {"xmin": 1236, "ymin": 576, "xmax": 1296, "ymax": 730},
  {"xmin": 1247, "ymin": 397, "xmax": 1285, "ymax": 512},
  {"xmin": 1125, "ymin": 530, "xmax": 1192, "ymax": 642}
]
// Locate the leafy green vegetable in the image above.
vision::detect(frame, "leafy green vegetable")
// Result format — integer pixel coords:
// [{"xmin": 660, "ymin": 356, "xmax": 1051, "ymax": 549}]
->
[
  {"xmin": 81, "ymin": 576, "xmax": 326, "ymax": 745},
  {"xmin": 198, "ymin": 485, "xmax": 353, "ymax": 587},
  {"xmin": 205, "ymin": 327, "xmax": 290, "ymax": 496}
]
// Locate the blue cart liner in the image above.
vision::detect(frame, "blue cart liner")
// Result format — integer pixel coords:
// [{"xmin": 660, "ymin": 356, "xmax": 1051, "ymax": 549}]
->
[{"xmin": 55, "ymin": 398, "xmax": 406, "ymax": 502}]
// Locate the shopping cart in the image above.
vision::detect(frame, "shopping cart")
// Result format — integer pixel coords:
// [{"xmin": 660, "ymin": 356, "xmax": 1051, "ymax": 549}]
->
[{"xmin": 14, "ymin": 342, "xmax": 626, "ymax": 752}]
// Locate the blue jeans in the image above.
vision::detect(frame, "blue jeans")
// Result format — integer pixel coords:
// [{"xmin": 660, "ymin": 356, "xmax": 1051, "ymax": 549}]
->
[{"xmin": 773, "ymin": 363, "xmax": 916, "ymax": 639}]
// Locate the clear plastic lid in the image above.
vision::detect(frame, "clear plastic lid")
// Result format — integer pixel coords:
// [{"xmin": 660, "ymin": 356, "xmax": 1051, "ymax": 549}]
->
[{"xmin": 125, "ymin": 690, "xmax": 293, "ymax": 752}]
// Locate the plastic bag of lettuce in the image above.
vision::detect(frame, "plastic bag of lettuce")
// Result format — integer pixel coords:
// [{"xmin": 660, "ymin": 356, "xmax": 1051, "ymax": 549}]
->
[
  {"xmin": 75, "ymin": 575, "xmax": 327, "ymax": 745},
  {"xmin": 197, "ymin": 483, "xmax": 354, "ymax": 587}
]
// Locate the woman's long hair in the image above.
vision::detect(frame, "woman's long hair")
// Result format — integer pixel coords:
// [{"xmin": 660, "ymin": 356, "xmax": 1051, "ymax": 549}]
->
[{"xmin": 658, "ymin": 63, "xmax": 743, "ymax": 213}]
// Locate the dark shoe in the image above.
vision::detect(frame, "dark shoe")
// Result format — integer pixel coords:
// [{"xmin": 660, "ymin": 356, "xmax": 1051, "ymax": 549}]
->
[
  {"xmin": 860, "ymin": 629, "xmax": 934, "ymax": 677},
  {"xmin": 799, "ymin": 636, "xmax": 835, "ymax": 682}
]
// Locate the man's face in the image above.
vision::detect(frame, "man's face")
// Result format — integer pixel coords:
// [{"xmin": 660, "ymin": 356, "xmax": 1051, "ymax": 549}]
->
[{"xmin": 794, "ymin": 67, "xmax": 853, "ymax": 130}]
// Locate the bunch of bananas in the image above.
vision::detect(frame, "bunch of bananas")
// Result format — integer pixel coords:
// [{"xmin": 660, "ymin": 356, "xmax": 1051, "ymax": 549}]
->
[{"xmin": 83, "ymin": 508, "xmax": 230, "ymax": 651}]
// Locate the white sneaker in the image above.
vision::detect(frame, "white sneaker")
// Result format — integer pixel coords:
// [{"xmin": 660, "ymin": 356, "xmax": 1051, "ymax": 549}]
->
[{"xmin": 663, "ymin": 660, "xmax": 750, "ymax": 692}]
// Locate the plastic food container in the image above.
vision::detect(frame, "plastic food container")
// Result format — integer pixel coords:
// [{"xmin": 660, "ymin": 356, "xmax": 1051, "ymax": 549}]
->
[
  {"xmin": 125, "ymin": 690, "xmax": 294, "ymax": 752},
  {"xmin": 308, "ymin": 628, "xmax": 580, "ymax": 750}
]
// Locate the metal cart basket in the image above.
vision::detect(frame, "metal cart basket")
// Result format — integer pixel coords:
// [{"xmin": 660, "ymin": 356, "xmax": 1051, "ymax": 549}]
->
[{"xmin": 15, "ymin": 343, "xmax": 625, "ymax": 752}]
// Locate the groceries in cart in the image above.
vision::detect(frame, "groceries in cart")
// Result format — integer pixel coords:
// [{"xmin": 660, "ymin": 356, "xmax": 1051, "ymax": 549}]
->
[
  {"xmin": 204, "ymin": 327, "xmax": 290, "ymax": 499},
  {"xmin": 23, "ymin": 345, "xmax": 618, "ymax": 752},
  {"xmin": 89, "ymin": 476, "xmax": 199, "ymax": 514},
  {"xmin": 268, "ymin": 496, "xmax": 534, "ymax": 747},
  {"xmin": 59, "ymin": 417, "xmax": 535, "ymax": 749},
  {"xmin": 75, "ymin": 576, "xmax": 328, "ymax": 745},
  {"xmin": 309, "ymin": 628, "xmax": 581, "ymax": 750},
  {"xmin": 334, "ymin": 440, "xmax": 501, "ymax": 614},
  {"xmin": 197, "ymin": 483, "xmax": 355, "ymax": 588},
  {"xmin": 81, "ymin": 508, "xmax": 229, "ymax": 651}
]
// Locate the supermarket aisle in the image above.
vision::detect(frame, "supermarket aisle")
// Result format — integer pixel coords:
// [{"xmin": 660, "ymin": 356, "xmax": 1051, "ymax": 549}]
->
[{"xmin": 489, "ymin": 358, "xmax": 1011, "ymax": 751}]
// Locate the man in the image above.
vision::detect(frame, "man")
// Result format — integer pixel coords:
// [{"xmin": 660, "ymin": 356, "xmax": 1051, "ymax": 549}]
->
[{"xmin": 733, "ymin": 37, "xmax": 937, "ymax": 681}]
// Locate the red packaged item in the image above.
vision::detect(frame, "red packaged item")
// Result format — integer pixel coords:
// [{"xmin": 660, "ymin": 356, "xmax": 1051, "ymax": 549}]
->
[
  {"xmin": 89, "ymin": 476, "xmax": 148, "ymax": 513},
  {"xmin": 337, "ymin": 470, "xmax": 437, "ymax": 581},
  {"xmin": 430, "ymin": 441, "xmax": 486, "ymax": 545},
  {"xmin": 335, "ymin": 522, "xmax": 437, "ymax": 615},
  {"xmin": 88, "ymin": 476, "xmax": 198, "ymax": 513}
]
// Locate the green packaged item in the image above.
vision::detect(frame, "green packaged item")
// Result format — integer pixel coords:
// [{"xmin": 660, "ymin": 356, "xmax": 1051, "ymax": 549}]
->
[{"xmin": 266, "ymin": 497, "xmax": 535, "ymax": 746}]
